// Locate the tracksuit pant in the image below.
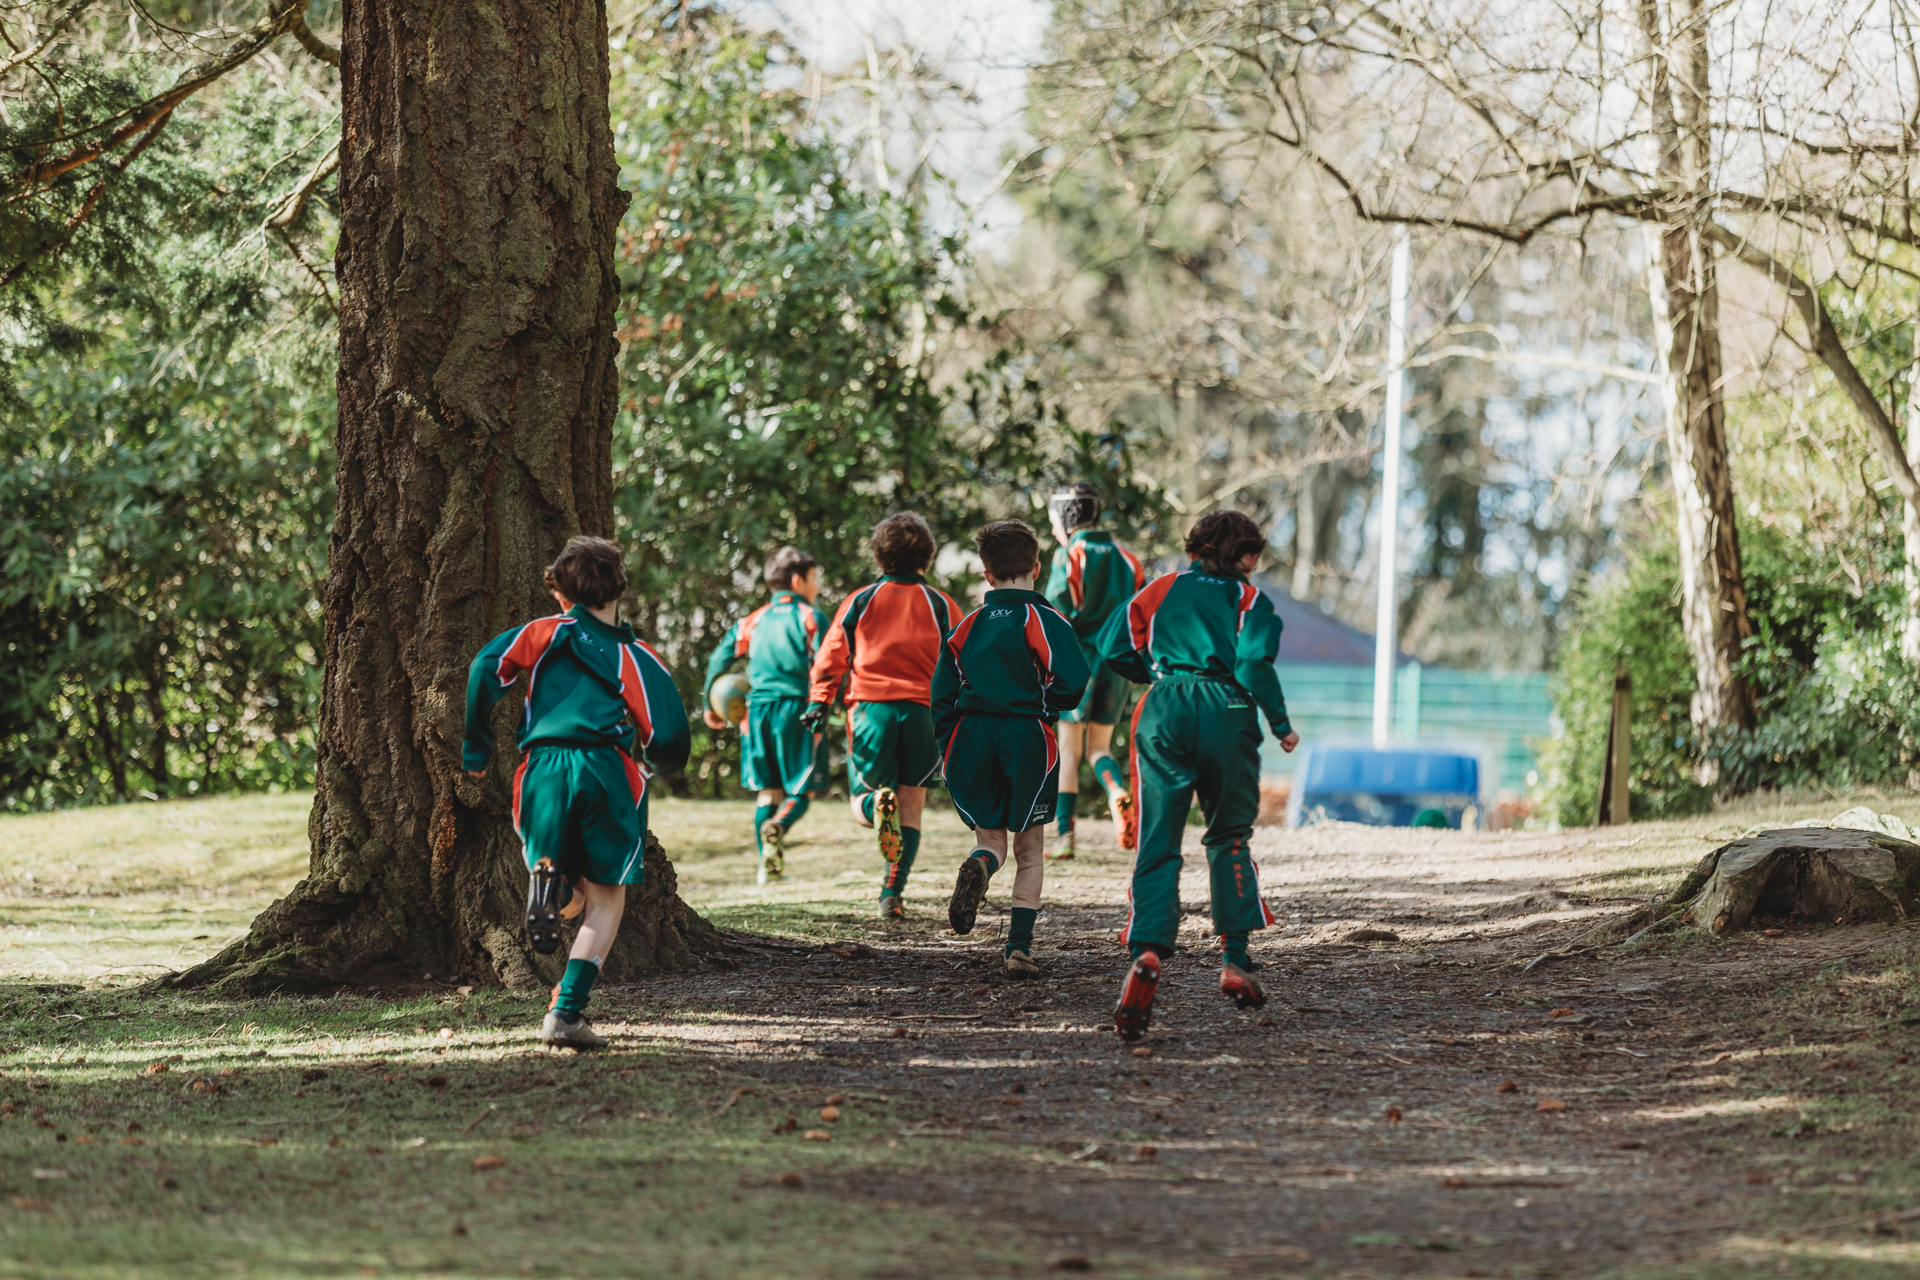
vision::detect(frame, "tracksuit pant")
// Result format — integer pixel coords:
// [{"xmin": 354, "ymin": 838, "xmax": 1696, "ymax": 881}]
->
[{"xmin": 1120, "ymin": 674, "xmax": 1273, "ymax": 953}]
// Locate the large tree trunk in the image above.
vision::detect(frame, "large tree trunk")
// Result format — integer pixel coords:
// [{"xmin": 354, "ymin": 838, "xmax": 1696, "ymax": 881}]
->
[
  {"xmin": 176, "ymin": 0, "xmax": 718, "ymax": 995},
  {"xmin": 1641, "ymin": 0, "xmax": 1755, "ymax": 768}
]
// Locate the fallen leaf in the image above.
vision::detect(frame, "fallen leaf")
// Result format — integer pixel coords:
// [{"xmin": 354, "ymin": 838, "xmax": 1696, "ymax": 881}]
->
[
  {"xmin": 803, "ymin": 1129, "xmax": 831, "ymax": 1141},
  {"xmin": 1131, "ymin": 1047, "xmax": 1152, "ymax": 1059},
  {"xmin": 1135, "ymin": 1144, "xmax": 1158, "ymax": 1161},
  {"xmin": 1343, "ymin": 928, "xmax": 1399, "ymax": 943},
  {"xmin": 890, "ymin": 1028, "xmax": 908, "ymax": 1039},
  {"xmin": 1746, "ymin": 1172, "xmax": 1772, "ymax": 1185},
  {"xmin": 824, "ymin": 1094, "xmax": 846, "ymax": 1105},
  {"xmin": 121, "ymin": 1137, "xmax": 143, "ymax": 1146},
  {"xmin": 11, "ymin": 1198, "xmax": 48, "ymax": 1211},
  {"xmin": 1497, "ymin": 1080, "xmax": 1517, "ymax": 1094},
  {"xmin": 771, "ymin": 1117, "xmax": 797, "ymax": 1134},
  {"xmin": 1897, "ymin": 1055, "xmax": 1910, "ymax": 1064},
  {"xmin": 142, "ymin": 1062, "xmax": 169, "ymax": 1076},
  {"xmin": 1764, "ymin": 928, "xmax": 1785, "ymax": 937},
  {"xmin": 1386, "ymin": 1107, "xmax": 1403, "ymax": 1123},
  {"xmin": 472, "ymin": 1156, "xmax": 507, "ymax": 1172},
  {"xmin": 819, "ymin": 1106, "xmax": 841, "ymax": 1122},
  {"xmin": 778, "ymin": 1172, "xmax": 802, "ymax": 1187},
  {"xmin": 438, "ymin": 1027, "xmax": 453, "ymax": 1040},
  {"xmin": 1052, "ymin": 1256, "xmax": 1092, "ymax": 1272},
  {"xmin": 1549, "ymin": 1007, "xmax": 1574, "ymax": 1019},
  {"xmin": 1536, "ymin": 1098, "xmax": 1567, "ymax": 1113}
]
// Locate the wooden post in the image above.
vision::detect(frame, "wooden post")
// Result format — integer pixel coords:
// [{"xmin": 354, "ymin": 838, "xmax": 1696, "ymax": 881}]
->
[{"xmin": 1596, "ymin": 663, "xmax": 1633, "ymax": 825}]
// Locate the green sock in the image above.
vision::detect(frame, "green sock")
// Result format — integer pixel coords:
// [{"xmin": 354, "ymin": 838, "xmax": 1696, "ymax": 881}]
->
[
  {"xmin": 882, "ymin": 826, "xmax": 920, "ymax": 897},
  {"xmin": 970, "ymin": 847, "xmax": 1001, "ymax": 875},
  {"xmin": 1007, "ymin": 906, "xmax": 1037, "ymax": 957},
  {"xmin": 1055, "ymin": 793, "xmax": 1076, "ymax": 834},
  {"xmin": 752, "ymin": 802, "xmax": 776, "ymax": 855},
  {"xmin": 554, "ymin": 957, "xmax": 599, "ymax": 1016},
  {"xmin": 774, "ymin": 795, "xmax": 810, "ymax": 829},
  {"xmin": 1092, "ymin": 755, "xmax": 1127, "ymax": 796},
  {"xmin": 860, "ymin": 792, "xmax": 876, "ymax": 825},
  {"xmin": 1222, "ymin": 933, "xmax": 1251, "ymax": 970}
]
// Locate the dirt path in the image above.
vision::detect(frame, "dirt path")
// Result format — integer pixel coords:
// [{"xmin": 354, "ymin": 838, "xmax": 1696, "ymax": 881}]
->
[{"xmin": 606, "ymin": 813, "xmax": 1920, "ymax": 1276}]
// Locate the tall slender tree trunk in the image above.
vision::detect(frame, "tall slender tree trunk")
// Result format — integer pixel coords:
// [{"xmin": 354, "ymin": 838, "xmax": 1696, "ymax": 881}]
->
[
  {"xmin": 177, "ymin": 0, "xmax": 716, "ymax": 994},
  {"xmin": 1903, "ymin": 326, "xmax": 1920, "ymax": 666},
  {"xmin": 1641, "ymin": 0, "xmax": 1754, "ymax": 770}
]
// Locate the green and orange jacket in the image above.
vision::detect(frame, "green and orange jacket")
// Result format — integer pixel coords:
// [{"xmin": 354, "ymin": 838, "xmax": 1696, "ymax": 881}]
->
[
  {"xmin": 1095, "ymin": 569, "xmax": 1292, "ymax": 739},
  {"xmin": 462, "ymin": 607, "xmax": 691, "ymax": 775},
  {"xmin": 701, "ymin": 590, "xmax": 831, "ymax": 703},
  {"xmin": 1044, "ymin": 527, "xmax": 1146, "ymax": 644},
  {"xmin": 809, "ymin": 573, "xmax": 962, "ymax": 708},
  {"xmin": 931, "ymin": 589, "xmax": 1091, "ymax": 747}
]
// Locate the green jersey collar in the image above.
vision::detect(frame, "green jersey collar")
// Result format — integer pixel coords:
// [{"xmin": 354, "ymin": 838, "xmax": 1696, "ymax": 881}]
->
[
  {"xmin": 568, "ymin": 604, "xmax": 635, "ymax": 642},
  {"xmin": 1069, "ymin": 527, "xmax": 1114, "ymax": 546},
  {"xmin": 770, "ymin": 590, "xmax": 800, "ymax": 605},
  {"xmin": 878, "ymin": 572, "xmax": 928, "ymax": 586},
  {"xmin": 984, "ymin": 588, "xmax": 1049, "ymax": 608}
]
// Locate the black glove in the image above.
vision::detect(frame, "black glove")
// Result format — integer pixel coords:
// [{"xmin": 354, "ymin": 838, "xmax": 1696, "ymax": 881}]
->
[{"xmin": 799, "ymin": 702, "xmax": 830, "ymax": 730}]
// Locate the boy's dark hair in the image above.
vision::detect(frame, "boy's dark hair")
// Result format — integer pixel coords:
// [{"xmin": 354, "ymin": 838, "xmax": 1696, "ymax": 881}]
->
[
  {"xmin": 976, "ymin": 520, "xmax": 1041, "ymax": 583},
  {"xmin": 870, "ymin": 512, "xmax": 936, "ymax": 576},
  {"xmin": 544, "ymin": 536, "xmax": 628, "ymax": 608},
  {"xmin": 1048, "ymin": 482, "xmax": 1100, "ymax": 532},
  {"xmin": 764, "ymin": 546, "xmax": 816, "ymax": 590},
  {"xmin": 1184, "ymin": 510, "xmax": 1266, "ymax": 576}
]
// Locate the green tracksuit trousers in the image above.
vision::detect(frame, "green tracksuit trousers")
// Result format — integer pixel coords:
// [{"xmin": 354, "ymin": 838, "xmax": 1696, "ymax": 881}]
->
[{"xmin": 1121, "ymin": 674, "xmax": 1274, "ymax": 952}]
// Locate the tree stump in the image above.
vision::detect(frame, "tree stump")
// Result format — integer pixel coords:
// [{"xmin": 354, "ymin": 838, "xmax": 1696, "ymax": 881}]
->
[{"xmin": 1686, "ymin": 827, "xmax": 1920, "ymax": 934}]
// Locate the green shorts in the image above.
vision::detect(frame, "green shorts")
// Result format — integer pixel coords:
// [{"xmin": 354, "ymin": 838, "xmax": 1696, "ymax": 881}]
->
[
  {"xmin": 512, "ymin": 745, "xmax": 648, "ymax": 886},
  {"xmin": 846, "ymin": 700, "xmax": 941, "ymax": 793},
  {"xmin": 740, "ymin": 696, "xmax": 827, "ymax": 795},
  {"xmin": 1063, "ymin": 656, "xmax": 1133, "ymax": 725},
  {"xmin": 942, "ymin": 715, "xmax": 1058, "ymax": 832}
]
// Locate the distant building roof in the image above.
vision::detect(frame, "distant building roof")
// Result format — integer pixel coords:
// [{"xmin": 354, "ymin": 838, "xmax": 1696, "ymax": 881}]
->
[{"xmin": 1253, "ymin": 575, "xmax": 1413, "ymax": 668}]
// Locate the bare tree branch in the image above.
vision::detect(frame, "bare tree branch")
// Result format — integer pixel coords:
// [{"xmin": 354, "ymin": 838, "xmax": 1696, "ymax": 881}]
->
[{"xmin": 0, "ymin": 0, "xmax": 95, "ymax": 81}]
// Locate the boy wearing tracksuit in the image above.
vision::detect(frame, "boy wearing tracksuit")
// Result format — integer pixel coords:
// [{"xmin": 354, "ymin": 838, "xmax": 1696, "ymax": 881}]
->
[
  {"xmin": 464, "ymin": 537, "xmax": 691, "ymax": 1049},
  {"xmin": 703, "ymin": 547, "xmax": 831, "ymax": 885},
  {"xmin": 1043, "ymin": 483, "xmax": 1147, "ymax": 860},
  {"xmin": 1096, "ymin": 511, "xmax": 1299, "ymax": 1041},
  {"xmin": 936, "ymin": 521, "xmax": 1090, "ymax": 977},
  {"xmin": 803, "ymin": 513, "xmax": 961, "ymax": 918}
]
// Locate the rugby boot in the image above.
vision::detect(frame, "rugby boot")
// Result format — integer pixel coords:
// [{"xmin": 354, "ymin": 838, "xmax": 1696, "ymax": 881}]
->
[
  {"xmin": 1113, "ymin": 951, "xmax": 1161, "ymax": 1042},
  {"xmin": 1005, "ymin": 949, "xmax": 1040, "ymax": 980},
  {"xmin": 875, "ymin": 787, "xmax": 903, "ymax": 863},
  {"xmin": 1046, "ymin": 825, "xmax": 1076, "ymax": 861},
  {"xmin": 539, "ymin": 1010, "xmax": 608, "ymax": 1049},
  {"xmin": 526, "ymin": 858, "xmax": 567, "ymax": 955},
  {"xmin": 877, "ymin": 892, "xmax": 905, "ymax": 920},
  {"xmin": 1220, "ymin": 963, "xmax": 1266, "ymax": 1010},
  {"xmin": 1108, "ymin": 788, "xmax": 1137, "ymax": 852},
  {"xmin": 759, "ymin": 819, "xmax": 787, "ymax": 884},
  {"xmin": 947, "ymin": 853, "xmax": 991, "ymax": 934}
]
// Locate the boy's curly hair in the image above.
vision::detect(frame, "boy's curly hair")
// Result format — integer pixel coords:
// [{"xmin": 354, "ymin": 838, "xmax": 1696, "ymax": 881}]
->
[
  {"xmin": 976, "ymin": 520, "xmax": 1040, "ymax": 583},
  {"xmin": 544, "ymin": 536, "xmax": 628, "ymax": 608},
  {"xmin": 870, "ymin": 512, "xmax": 936, "ymax": 576},
  {"xmin": 764, "ymin": 546, "xmax": 817, "ymax": 590},
  {"xmin": 1184, "ymin": 510, "xmax": 1266, "ymax": 576}
]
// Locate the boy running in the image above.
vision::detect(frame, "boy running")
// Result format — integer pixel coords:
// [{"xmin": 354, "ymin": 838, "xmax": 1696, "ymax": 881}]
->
[
  {"xmin": 703, "ymin": 547, "xmax": 831, "ymax": 885},
  {"xmin": 464, "ymin": 537, "xmax": 690, "ymax": 1049},
  {"xmin": 936, "ymin": 521, "xmax": 1090, "ymax": 977},
  {"xmin": 1095, "ymin": 511, "xmax": 1298, "ymax": 1041},
  {"xmin": 803, "ymin": 513, "xmax": 961, "ymax": 918},
  {"xmin": 1044, "ymin": 483, "xmax": 1147, "ymax": 860}
]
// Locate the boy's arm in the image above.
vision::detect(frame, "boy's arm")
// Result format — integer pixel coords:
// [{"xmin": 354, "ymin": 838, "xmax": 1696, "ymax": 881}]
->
[
  {"xmin": 1235, "ymin": 597, "xmax": 1293, "ymax": 740},
  {"xmin": 628, "ymin": 642, "xmax": 692, "ymax": 775},
  {"xmin": 1043, "ymin": 547, "xmax": 1077, "ymax": 619},
  {"xmin": 807, "ymin": 593, "xmax": 861, "ymax": 710},
  {"xmin": 931, "ymin": 635, "xmax": 964, "ymax": 747},
  {"xmin": 1095, "ymin": 599, "xmax": 1153, "ymax": 685},
  {"xmin": 1033, "ymin": 605, "xmax": 1092, "ymax": 718},
  {"xmin": 462, "ymin": 625, "xmax": 529, "ymax": 771},
  {"xmin": 701, "ymin": 619, "xmax": 744, "ymax": 697}
]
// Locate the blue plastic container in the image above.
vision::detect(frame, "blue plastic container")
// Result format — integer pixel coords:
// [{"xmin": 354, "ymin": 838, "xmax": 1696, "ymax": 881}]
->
[{"xmin": 1285, "ymin": 744, "xmax": 1482, "ymax": 829}]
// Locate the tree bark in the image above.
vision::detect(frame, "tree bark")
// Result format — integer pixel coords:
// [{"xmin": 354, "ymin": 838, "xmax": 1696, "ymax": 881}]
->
[
  {"xmin": 1641, "ymin": 0, "xmax": 1754, "ymax": 758},
  {"xmin": 175, "ymin": 0, "xmax": 718, "ymax": 995}
]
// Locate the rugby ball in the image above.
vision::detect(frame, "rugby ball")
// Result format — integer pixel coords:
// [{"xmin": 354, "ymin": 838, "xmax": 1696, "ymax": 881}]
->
[{"xmin": 709, "ymin": 672, "xmax": 751, "ymax": 726}]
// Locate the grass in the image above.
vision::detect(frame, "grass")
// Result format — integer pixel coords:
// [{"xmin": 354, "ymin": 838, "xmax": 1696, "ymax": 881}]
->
[{"xmin": 7, "ymin": 790, "xmax": 1920, "ymax": 1278}]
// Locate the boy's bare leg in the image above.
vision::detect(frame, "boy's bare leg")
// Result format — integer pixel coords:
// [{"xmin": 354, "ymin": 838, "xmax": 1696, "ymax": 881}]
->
[
  {"xmin": 898, "ymin": 785, "xmax": 926, "ymax": 828},
  {"xmin": 543, "ymin": 880, "xmax": 625, "ymax": 1048},
  {"xmin": 850, "ymin": 791, "xmax": 874, "ymax": 827},
  {"xmin": 1050, "ymin": 723, "xmax": 1085, "ymax": 859},
  {"xmin": 1085, "ymin": 721, "xmax": 1135, "ymax": 850}
]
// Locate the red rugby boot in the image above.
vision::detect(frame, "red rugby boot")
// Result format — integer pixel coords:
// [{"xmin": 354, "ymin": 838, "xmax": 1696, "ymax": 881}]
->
[
  {"xmin": 1220, "ymin": 963, "xmax": 1266, "ymax": 1010},
  {"xmin": 1113, "ymin": 951, "xmax": 1161, "ymax": 1042}
]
